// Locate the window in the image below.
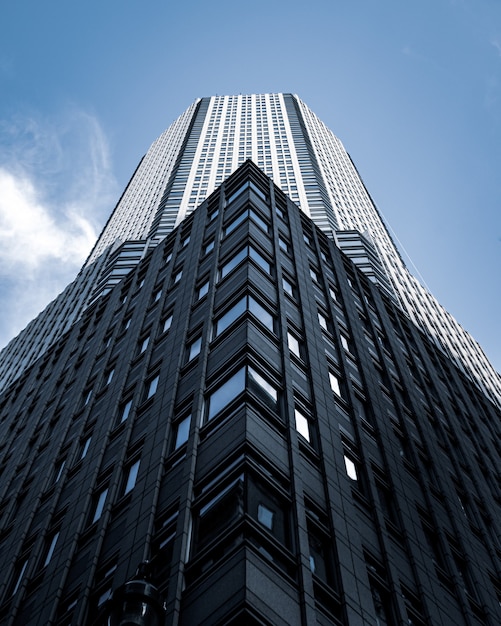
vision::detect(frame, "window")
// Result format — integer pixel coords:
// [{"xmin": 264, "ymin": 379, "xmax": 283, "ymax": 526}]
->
[
  {"xmin": 198, "ymin": 281, "xmax": 209, "ymax": 300},
  {"xmin": 318, "ymin": 312, "xmax": 328, "ymax": 331},
  {"xmin": 119, "ymin": 400, "xmax": 132, "ymax": 424},
  {"xmin": 295, "ymin": 408, "xmax": 311, "ymax": 442},
  {"xmin": 173, "ymin": 415, "xmax": 191, "ymax": 449},
  {"xmin": 344, "ymin": 455, "xmax": 358, "ymax": 481},
  {"xmin": 206, "ymin": 365, "xmax": 278, "ymax": 421},
  {"xmin": 340, "ymin": 334, "xmax": 350, "ymax": 352},
  {"xmin": 92, "ymin": 488, "xmax": 109, "ymax": 523},
  {"xmin": 188, "ymin": 337, "xmax": 202, "ymax": 361},
  {"xmin": 329, "ymin": 372, "xmax": 342, "ymax": 397},
  {"xmin": 182, "ymin": 235, "xmax": 190, "ymax": 247},
  {"xmin": 162, "ymin": 315, "xmax": 173, "ymax": 333},
  {"xmin": 173, "ymin": 270, "xmax": 183, "ymax": 284},
  {"xmin": 153, "ymin": 289, "xmax": 162, "ymax": 303},
  {"xmin": 282, "ymin": 277, "xmax": 294, "ymax": 297},
  {"xmin": 83, "ymin": 389, "xmax": 92, "ymax": 406},
  {"xmin": 257, "ymin": 504, "xmax": 274, "ymax": 530},
  {"xmin": 207, "ymin": 368, "xmax": 246, "ymax": 421},
  {"xmin": 43, "ymin": 531, "xmax": 60, "ymax": 567},
  {"xmin": 140, "ymin": 336, "xmax": 150, "ymax": 353},
  {"xmin": 287, "ymin": 332, "xmax": 301, "ymax": 358},
  {"xmin": 204, "ymin": 240, "xmax": 214, "ymax": 254},
  {"xmin": 146, "ymin": 375, "xmax": 159, "ymax": 400},
  {"xmin": 123, "ymin": 460, "xmax": 140, "ymax": 495},
  {"xmin": 105, "ymin": 369, "xmax": 114, "ymax": 385},
  {"xmin": 220, "ymin": 245, "xmax": 271, "ymax": 279},
  {"xmin": 214, "ymin": 295, "xmax": 274, "ymax": 337},
  {"xmin": 278, "ymin": 238, "xmax": 289, "ymax": 252},
  {"xmin": 310, "ymin": 268, "xmax": 318, "ymax": 282},
  {"xmin": 80, "ymin": 436, "xmax": 92, "ymax": 459},
  {"xmin": 225, "ymin": 207, "xmax": 268, "ymax": 235}
]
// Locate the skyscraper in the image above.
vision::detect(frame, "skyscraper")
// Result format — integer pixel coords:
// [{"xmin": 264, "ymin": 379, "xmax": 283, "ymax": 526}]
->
[
  {"xmin": 1, "ymin": 95, "xmax": 499, "ymax": 406},
  {"xmin": 0, "ymin": 98, "xmax": 500, "ymax": 625}
]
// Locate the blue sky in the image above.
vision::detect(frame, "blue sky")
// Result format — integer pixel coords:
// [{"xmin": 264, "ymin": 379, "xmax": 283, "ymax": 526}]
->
[{"xmin": 0, "ymin": 0, "xmax": 500, "ymax": 371}]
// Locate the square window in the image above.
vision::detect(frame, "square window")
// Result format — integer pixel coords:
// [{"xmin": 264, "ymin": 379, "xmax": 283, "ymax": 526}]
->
[{"xmin": 257, "ymin": 503, "xmax": 274, "ymax": 530}]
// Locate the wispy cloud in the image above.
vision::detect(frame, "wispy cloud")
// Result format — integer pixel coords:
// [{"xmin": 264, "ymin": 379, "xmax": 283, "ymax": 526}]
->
[{"xmin": 0, "ymin": 107, "xmax": 118, "ymax": 349}]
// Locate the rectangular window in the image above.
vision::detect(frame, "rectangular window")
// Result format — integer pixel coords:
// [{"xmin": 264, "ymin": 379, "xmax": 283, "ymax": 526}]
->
[
  {"xmin": 173, "ymin": 415, "xmax": 191, "ymax": 449},
  {"xmin": 146, "ymin": 375, "xmax": 159, "ymax": 399},
  {"xmin": 120, "ymin": 400, "xmax": 132, "ymax": 424},
  {"xmin": 198, "ymin": 281, "xmax": 209, "ymax": 299},
  {"xmin": 294, "ymin": 408, "xmax": 310, "ymax": 442},
  {"xmin": 81, "ymin": 436, "xmax": 92, "ymax": 459},
  {"xmin": 162, "ymin": 315, "xmax": 173, "ymax": 333},
  {"xmin": 282, "ymin": 277, "xmax": 294, "ymax": 296},
  {"xmin": 92, "ymin": 488, "xmax": 108, "ymax": 523},
  {"xmin": 43, "ymin": 531, "xmax": 60, "ymax": 567},
  {"xmin": 207, "ymin": 367, "xmax": 246, "ymax": 421},
  {"xmin": 287, "ymin": 332, "xmax": 301, "ymax": 358},
  {"xmin": 318, "ymin": 312, "xmax": 328, "ymax": 331},
  {"xmin": 124, "ymin": 460, "xmax": 140, "ymax": 495},
  {"xmin": 215, "ymin": 295, "xmax": 273, "ymax": 337},
  {"xmin": 329, "ymin": 372, "xmax": 342, "ymax": 397},
  {"xmin": 344, "ymin": 455, "xmax": 358, "ymax": 481},
  {"xmin": 204, "ymin": 240, "xmax": 214, "ymax": 254},
  {"xmin": 188, "ymin": 337, "xmax": 202, "ymax": 361}
]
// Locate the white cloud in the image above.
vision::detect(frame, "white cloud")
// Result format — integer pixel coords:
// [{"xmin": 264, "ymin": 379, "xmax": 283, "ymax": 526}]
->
[
  {"xmin": 0, "ymin": 108, "xmax": 118, "ymax": 350},
  {"xmin": 0, "ymin": 169, "xmax": 96, "ymax": 272}
]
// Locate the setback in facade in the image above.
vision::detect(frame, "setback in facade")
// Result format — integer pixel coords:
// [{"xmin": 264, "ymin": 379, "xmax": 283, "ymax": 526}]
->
[{"xmin": 0, "ymin": 162, "xmax": 500, "ymax": 625}]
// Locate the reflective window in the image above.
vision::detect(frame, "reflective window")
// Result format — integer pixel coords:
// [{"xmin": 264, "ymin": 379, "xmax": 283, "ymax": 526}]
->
[
  {"xmin": 92, "ymin": 488, "xmax": 108, "ymax": 523},
  {"xmin": 124, "ymin": 460, "xmax": 140, "ymax": 495},
  {"xmin": 198, "ymin": 281, "xmax": 209, "ymax": 299},
  {"xmin": 81, "ymin": 436, "xmax": 92, "ymax": 459},
  {"xmin": 146, "ymin": 375, "xmax": 159, "ymax": 399},
  {"xmin": 295, "ymin": 408, "xmax": 310, "ymax": 442},
  {"xmin": 140, "ymin": 336, "xmax": 150, "ymax": 353},
  {"xmin": 288, "ymin": 332, "xmax": 301, "ymax": 358},
  {"xmin": 120, "ymin": 400, "xmax": 132, "ymax": 423},
  {"xmin": 188, "ymin": 337, "xmax": 202, "ymax": 361},
  {"xmin": 282, "ymin": 277, "xmax": 293, "ymax": 296},
  {"xmin": 344, "ymin": 455, "xmax": 358, "ymax": 481},
  {"xmin": 215, "ymin": 295, "xmax": 273, "ymax": 337},
  {"xmin": 329, "ymin": 372, "xmax": 341, "ymax": 397},
  {"xmin": 163, "ymin": 315, "xmax": 173, "ymax": 333},
  {"xmin": 174, "ymin": 415, "xmax": 191, "ymax": 449},
  {"xmin": 318, "ymin": 312, "xmax": 328, "ymax": 331},
  {"xmin": 257, "ymin": 504, "xmax": 274, "ymax": 530},
  {"xmin": 43, "ymin": 532, "xmax": 60, "ymax": 567},
  {"xmin": 207, "ymin": 367, "xmax": 246, "ymax": 420}
]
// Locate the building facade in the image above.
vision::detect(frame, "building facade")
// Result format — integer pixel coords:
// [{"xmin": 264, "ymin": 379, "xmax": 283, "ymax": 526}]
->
[
  {"xmin": 0, "ymin": 163, "xmax": 500, "ymax": 625},
  {"xmin": 0, "ymin": 95, "xmax": 499, "ymax": 407}
]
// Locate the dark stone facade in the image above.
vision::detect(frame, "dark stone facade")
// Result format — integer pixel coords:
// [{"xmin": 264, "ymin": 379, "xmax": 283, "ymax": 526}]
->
[{"xmin": 0, "ymin": 162, "xmax": 500, "ymax": 625}]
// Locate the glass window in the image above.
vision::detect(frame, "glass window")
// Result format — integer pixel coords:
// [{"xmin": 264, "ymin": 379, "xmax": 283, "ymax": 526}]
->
[
  {"xmin": 198, "ymin": 281, "xmax": 209, "ymax": 299},
  {"xmin": 124, "ymin": 460, "xmax": 140, "ymax": 495},
  {"xmin": 154, "ymin": 289, "xmax": 162, "ymax": 302},
  {"xmin": 54, "ymin": 459, "xmax": 66, "ymax": 483},
  {"xmin": 310, "ymin": 268, "xmax": 318, "ymax": 282},
  {"xmin": 225, "ymin": 211, "xmax": 248, "ymax": 235},
  {"xmin": 318, "ymin": 312, "xmax": 328, "ymax": 331},
  {"xmin": 279, "ymin": 238, "xmax": 288, "ymax": 252},
  {"xmin": 257, "ymin": 504, "xmax": 274, "ymax": 530},
  {"xmin": 81, "ymin": 436, "xmax": 91, "ymax": 459},
  {"xmin": 182, "ymin": 235, "xmax": 190, "ymax": 247},
  {"xmin": 288, "ymin": 332, "xmax": 301, "ymax": 358},
  {"xmin": 207, "ymin": 367, "xmax": 246, "ymax": 420},
  {"xmin": 249, "ymin": 247, "xmax": 271, "ymax": 273},
  {"xmin": 146, "ymin": 375, "xmax": 159, "ymax": 399},
  {"xmin": 221, "ymin": 247, "xmax": 247, "ymax": 278},
  {"xmin": 163, "ymin": 315, "xmax": 173, "ymax": 333},
  {"xmin": 188, "ymin": 337, "xmax": 202, "ymax": 361},
  {"xmin": 140, "ymin": 336, "xmax": 150, "ymax": 353},
  {"xmin": 344, "ymin": 455, "xmax": 358, "ymax": 481},
  {"xmin": 43, "ymin": 532, "xmax": 60, "ymax": 567},
  {"xmin": 204, "ymin": 240, "xmax": 214, "ymax": 254},
  {"xmin": 174, "ymin": 415, "xmax": 191, "ymax": 449},
  {"xmin": 329, "ymin": 372, "xmax": 341, "ymax": 397},
  {"xmin": 120, "ymin": 400, "xmax": 132, "ymax": 424},
  {"xmin": 295, "ymin": 408, "xmax": 310, "ymax": 442},
  {"xmin": 215, "ymin": 297, "xmax": 247, "ymax": 336},
  {"xmin": 174, "ymin": 270, "xmax": 183, "ymax": 284},
  {"xmin": 248, "ymin": 296, "xmax": 273, "ymax": 332},
  {"xmin": 92, "ymin": 488, "xmax": 108, "ymax": 523},
  {"xmin": 248, "ymin": 367, "xmax": 278, "ymax": 405},
  {"xmin": 282, "ymin": 277, "xmax": 293, "ymax": 296},
  {"xmin": 105, "ymin": 369, "xmax": 114, "ymax": 385}
]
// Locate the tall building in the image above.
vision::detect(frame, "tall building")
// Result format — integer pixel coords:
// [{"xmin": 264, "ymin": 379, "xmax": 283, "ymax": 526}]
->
[
  {"xmin": 0, "ymin": 99, "xmax": 500, "ymax": 625},
  {"xmin": 0, "ymin": 95, "xmax": 499, "ymax": 406}
]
